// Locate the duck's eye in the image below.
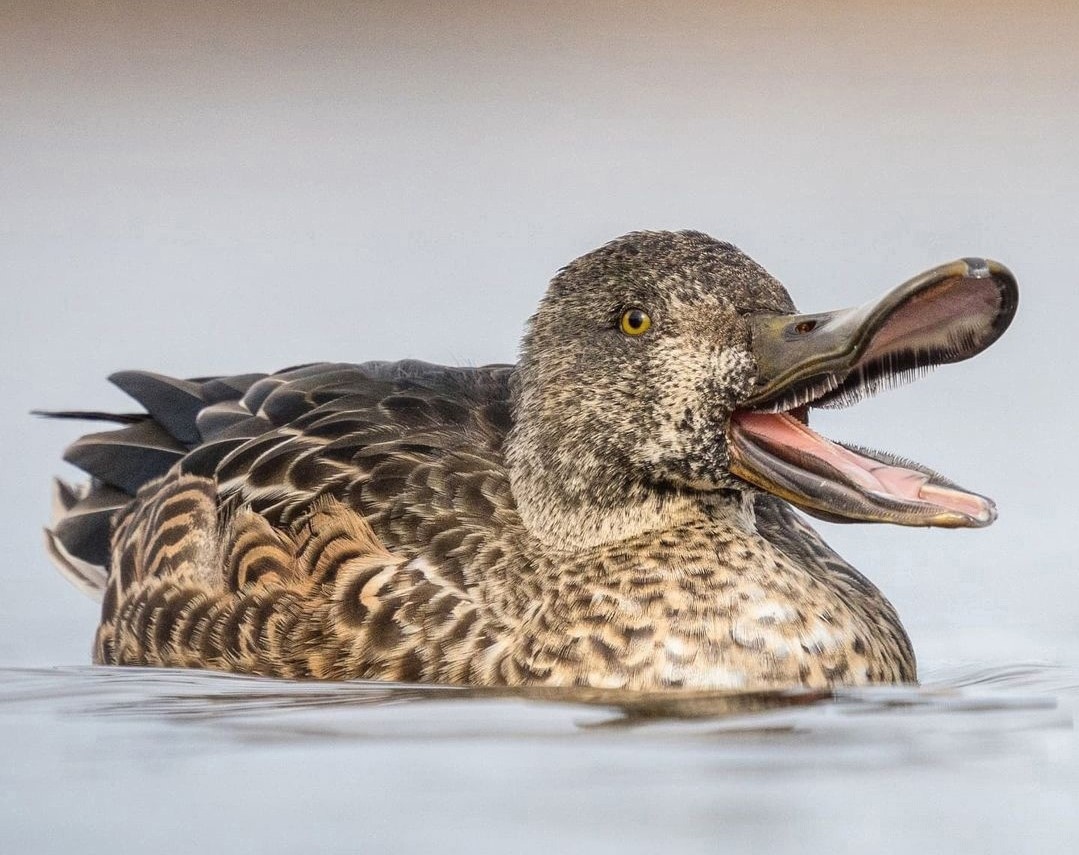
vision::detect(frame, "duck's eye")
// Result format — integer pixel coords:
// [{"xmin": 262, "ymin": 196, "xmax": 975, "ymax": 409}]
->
[{"xmin": 619, "ymin": 308, "xmax": 652, "ymax": 336}]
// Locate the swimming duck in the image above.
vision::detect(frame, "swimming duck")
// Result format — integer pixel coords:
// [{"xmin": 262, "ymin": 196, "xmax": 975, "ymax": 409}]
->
[{"xmin": 43, "ymin": 231, "xmax": 1017, "ymax": 690}]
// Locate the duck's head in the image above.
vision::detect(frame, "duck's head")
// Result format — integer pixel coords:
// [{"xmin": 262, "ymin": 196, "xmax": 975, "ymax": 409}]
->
[{"xmin": 507, "ymin": 230, "xmax": 1017, "ymax": 549}]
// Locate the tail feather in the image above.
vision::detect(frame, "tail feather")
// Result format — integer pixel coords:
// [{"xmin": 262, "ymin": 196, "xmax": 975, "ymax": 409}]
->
[
  {"xmin": 53, "ymin": 482, "xmax": 130, "ymax": 566},
  {"xmin": 63, "ymin": 420, "xmax": 186, "ymax": 495},
  {"xmin": 44, "ymin": 529, "xmax": 107, "ymax": 600},
  {"xmin": 42, "ymin": 369, "xmax": 269, "ymax": 597},
  {"xmin": 32, "ymin": 410, "xmax": 146, "ymax": 425},
  {"xmin": 51, "ymin": 477, "xmax": 84, "ymax": 518},
  {"xmin": 109, "ymin": 370, "xmax": 206, "ymax": 445},
  {"xmin": 45, "ymin": 480, "xmax": 107, "ymax": 600}
]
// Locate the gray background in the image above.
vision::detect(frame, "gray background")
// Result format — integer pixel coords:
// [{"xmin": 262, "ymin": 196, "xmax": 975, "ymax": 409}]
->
[{"xmin": 2, "ymin": 0, "xmax": 1076, "ymax": 671}]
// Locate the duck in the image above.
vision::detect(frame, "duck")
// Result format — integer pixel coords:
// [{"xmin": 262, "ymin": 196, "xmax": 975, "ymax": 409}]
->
[{"xmin": 42, "ymin": 231, "xmax": 1018, "ymax": 691}]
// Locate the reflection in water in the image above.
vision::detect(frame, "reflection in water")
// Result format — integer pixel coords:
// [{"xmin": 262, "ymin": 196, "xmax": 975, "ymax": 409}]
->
[
  {"xmin": 0, "ymin": 663, "xmax": 1071, "ymax": 737},
  {"xmin": 1, "ymin": 664, "xmax": 1075, "ymax": 854}
]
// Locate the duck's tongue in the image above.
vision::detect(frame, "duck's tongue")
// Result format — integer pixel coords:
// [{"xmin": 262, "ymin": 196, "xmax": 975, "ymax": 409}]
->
[
  {"xmin": 726, "ymin": 257, "xmax": 1017, "ymax": 529},
  {"xmin": 729, "ymin": 411, "xmax": 995, "ymax": 528}
]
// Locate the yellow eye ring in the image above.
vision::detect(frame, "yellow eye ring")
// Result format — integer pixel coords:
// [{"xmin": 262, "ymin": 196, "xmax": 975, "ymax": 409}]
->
[{"xmin": 619, "ymin": 308, "xmax": 652, "ymax": 336}]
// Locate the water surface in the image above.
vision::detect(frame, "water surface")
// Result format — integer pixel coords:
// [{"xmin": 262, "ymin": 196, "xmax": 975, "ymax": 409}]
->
[{"xmin": 2, "ymin": 664, "xmax": 1075, "ymax": 854}]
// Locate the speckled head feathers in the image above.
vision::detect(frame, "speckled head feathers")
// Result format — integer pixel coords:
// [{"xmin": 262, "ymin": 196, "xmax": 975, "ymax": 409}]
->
[
  {"xmin": 507, "ymin": 230, "xmax": 796, "ymax": 547},
  {"xmin": 545, "ymin": 230, "xmax": 795, "ymax": 313}
]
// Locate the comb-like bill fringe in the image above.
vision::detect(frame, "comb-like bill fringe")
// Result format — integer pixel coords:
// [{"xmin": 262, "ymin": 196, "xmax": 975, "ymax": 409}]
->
[
  {"xmin": 759, "ymin": 323, "xmax": 985, "ymax": 415},
  {"xmin": 814, "ymin": 324, "xmax": 982, "ymax": 410}
]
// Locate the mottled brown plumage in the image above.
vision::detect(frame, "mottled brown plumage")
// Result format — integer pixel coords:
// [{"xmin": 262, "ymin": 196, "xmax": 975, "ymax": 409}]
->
[{"xmin": 44, "ymin": 231, "xmax": 1017, "ymax": 690}]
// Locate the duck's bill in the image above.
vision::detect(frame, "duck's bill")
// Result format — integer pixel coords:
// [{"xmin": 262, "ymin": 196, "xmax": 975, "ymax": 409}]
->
[{"xmin": 728, "ymin": 258, "xmax": 1017, "ymax": 528}]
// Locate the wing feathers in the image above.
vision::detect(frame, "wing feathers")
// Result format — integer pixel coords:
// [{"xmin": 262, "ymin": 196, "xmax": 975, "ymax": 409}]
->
[
  {"xmin": 45, "ymin": 361, "xmax": 516, "ymax": 599},
  {"xmin": 109, "ymin": 370, "xmax": 206, "ymax": 445},
  {"xmin": 63, "ymin": 420, "xmax": 186, "ymax": 494},
  {"xmin": 53, "ymin": 482, "xmax": 130, "ymax": 565}
]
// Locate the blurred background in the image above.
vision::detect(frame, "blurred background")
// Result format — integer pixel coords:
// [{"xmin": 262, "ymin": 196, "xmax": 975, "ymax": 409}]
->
[{"xmin": 2, "ymin": 1, "xmax": 1076, "ymax": 682}]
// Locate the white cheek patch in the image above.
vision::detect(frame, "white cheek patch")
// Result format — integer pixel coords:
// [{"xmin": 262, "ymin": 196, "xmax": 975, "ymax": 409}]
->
[
  {"xmin": 714, "ymin": 346, "xmax": 755, "ymax": 399},
  {"xmin": 650, "ymin": 344, "xmax": 753, "ymax": 408}
]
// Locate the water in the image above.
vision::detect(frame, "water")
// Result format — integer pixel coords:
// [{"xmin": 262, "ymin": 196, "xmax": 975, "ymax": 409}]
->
[{"xmin": 2, "ymin": 664, "xmax": 1075, "ymax": 854}]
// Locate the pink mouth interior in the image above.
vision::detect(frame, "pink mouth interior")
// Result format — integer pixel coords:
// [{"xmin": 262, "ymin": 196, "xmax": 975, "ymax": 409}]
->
[
  {"xmin": 862, "ymin": 274, "xmax": 1003, "ymax": 361},
  {"xmin": 731, "ymin": 411, "xmax": 994, "ymax": 523}
]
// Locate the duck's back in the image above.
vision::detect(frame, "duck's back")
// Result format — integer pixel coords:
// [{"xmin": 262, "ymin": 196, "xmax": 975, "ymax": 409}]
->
[{"xmin": 46, "ymin": 360, "xmax": 524, "ymax": 679}]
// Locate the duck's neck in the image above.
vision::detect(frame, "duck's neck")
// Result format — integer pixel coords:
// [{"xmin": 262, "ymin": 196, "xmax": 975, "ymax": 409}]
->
[{"xmin": 506, "ymin": 419, "xmax": 753, "ymax": 550}]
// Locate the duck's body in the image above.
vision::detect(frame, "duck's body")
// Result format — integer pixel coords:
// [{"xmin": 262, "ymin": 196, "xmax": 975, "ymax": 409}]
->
[{"xmin": 45, "ymin": 232, "xmax": 1016, "ymax": 690}]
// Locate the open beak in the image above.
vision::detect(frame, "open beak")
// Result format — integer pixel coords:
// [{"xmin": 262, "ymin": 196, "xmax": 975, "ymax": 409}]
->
[{"xmin": 728, "ymin": 258, "xmax": 1018, "ymax": 528}]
